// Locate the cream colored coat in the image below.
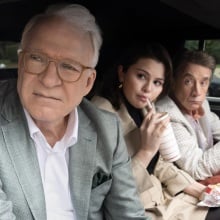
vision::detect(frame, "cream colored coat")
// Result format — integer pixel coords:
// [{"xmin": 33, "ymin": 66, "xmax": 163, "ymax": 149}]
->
[{"xmin": 92, "ymin": 96, "xmax": 208, "ymax": 220}]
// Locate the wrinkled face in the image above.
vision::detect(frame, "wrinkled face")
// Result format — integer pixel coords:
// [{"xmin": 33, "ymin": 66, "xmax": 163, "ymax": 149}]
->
[
  {"xmin": 118, "ymin": 58, "xmax": 165, "ymax": 109},
  {"xmin": 17, "ymin": 17, "xmax": 96, "ymax": 126},
  {"xmin": 173, "ymin": 63, "xmax": 211, "ymax": 112}
]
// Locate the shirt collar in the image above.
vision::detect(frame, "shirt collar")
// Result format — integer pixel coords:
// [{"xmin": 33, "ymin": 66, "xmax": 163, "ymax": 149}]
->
[{"xmin": 24, "ymin": 108, "xmax": 78, "ymax": 148}]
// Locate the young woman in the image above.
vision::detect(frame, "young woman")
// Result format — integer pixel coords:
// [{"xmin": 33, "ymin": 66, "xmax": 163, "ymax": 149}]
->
[{"xmin": 91, "ymin": 43, "xmax": 213, "ymax": 220}]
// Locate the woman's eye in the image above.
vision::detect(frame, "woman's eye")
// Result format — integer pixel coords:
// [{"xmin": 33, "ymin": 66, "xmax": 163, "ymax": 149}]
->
[
  {"xmin": 154, "ymin": 80, "xmax": 163, "ymax": 86},
  {"xmin": 137, "ymin": 73, "xmax": 146, "ymax": 79}
]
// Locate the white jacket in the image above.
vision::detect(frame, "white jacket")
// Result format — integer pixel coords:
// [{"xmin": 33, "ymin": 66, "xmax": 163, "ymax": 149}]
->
[{"xmin": 156, "ymin": 96, "xmax": 220, "ymax": 180}]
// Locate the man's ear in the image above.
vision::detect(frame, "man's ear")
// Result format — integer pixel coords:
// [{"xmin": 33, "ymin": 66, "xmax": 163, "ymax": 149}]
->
[
  {"xmin": 17, "ymin": 52, "xmax": 23, "ymax": 67},
  {"xmin": 17, "ymin": 52, "xmax": 24, "ymax": 76},
  {"xmin": 84, "ymin": 69, "xmax": 96, "ymax": 96}
]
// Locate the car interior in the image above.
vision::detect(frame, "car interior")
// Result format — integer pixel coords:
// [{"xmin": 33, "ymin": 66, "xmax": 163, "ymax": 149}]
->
[{"xmin": 1, "ymin": 0, "xmax": 220, "ymax": 113}]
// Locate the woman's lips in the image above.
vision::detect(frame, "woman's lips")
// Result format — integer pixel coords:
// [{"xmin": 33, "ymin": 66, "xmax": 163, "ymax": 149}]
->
[{"xmin": 138, "ymin": 95, "xmax": 148, "ymax": 102}]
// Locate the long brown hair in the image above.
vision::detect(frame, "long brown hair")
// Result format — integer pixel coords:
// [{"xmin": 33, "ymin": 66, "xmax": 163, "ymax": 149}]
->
[{"xmin": 95, "ymin": 42, "xmax": 173, "ymax": 110}]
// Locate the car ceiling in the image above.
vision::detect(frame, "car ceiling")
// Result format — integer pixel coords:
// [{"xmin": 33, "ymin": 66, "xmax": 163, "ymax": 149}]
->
[
  {"xmin": 162, "ymin": 0, "xmax": 220, "ymax": 29},
  {"xmin": 0, "ymin": 0, "xmax": 219, "ymax": 41},
  {"xmin": 0, "ymin": 0, "xmax": 219, "ymax": 73}
]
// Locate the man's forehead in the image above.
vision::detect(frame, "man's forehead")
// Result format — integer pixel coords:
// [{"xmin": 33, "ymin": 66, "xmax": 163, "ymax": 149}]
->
[
  {"xmin": 181, "ymin": 71, "xmax": 211, "ymax": 80},
  {"xmin": 179, "ymin": 63, "xmax": 212, "ymax": 78}
]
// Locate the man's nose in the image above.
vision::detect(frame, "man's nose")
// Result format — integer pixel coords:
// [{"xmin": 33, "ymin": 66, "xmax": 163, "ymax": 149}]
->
[
  {"xmin": 192, "ymin": 82, "xmax": 202, "ymax": 96},
  {"xmin": 39, "ymin": 61, "xmax": 62, "ymax": 87}
]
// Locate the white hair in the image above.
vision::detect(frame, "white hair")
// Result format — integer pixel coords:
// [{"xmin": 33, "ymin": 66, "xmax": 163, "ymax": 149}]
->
[{"xmin": 20, "ymin": 4, "xmax": 103, "ymax": 67}]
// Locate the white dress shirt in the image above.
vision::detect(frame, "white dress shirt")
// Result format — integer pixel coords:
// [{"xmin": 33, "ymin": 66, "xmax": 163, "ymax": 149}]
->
[
  {"xmin": 24, "ymin": 108, "xmax": 78, "ymax": 220},
  {"xmin": 185, "ymin": 114, "xmax": 208, "ymax": 151}
]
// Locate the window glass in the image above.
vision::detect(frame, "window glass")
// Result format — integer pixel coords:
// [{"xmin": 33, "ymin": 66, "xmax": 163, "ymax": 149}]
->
[
  {"xmin": 0, "ymin": 41, "xmax": 19, "ymax": 69},
  {"xmin": 185, "ymin": 40, "xmax": 199, "ymax": 50}
]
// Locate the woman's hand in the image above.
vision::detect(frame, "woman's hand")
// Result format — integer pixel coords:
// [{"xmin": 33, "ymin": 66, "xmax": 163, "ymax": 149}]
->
[{"xmin": 135, "ymin": 108, "xmax": 170, "ymax": 167}]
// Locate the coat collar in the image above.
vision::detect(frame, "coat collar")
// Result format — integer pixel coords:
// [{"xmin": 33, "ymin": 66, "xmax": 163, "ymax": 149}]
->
[{"xmin": 113, "ymin": 103, "xmax": 136, "ymax": 135}]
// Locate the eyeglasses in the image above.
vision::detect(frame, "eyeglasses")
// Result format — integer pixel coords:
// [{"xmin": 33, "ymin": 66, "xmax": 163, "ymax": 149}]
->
[{"xmin": 18, "ymin": 49, "xmax": 94, "ymax": 82}]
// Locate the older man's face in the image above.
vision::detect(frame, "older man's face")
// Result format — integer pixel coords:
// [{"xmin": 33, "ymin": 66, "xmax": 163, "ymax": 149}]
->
[
  {"xmin": 173, "ymin": 63, "xmax": 211, "ymax": 113},
  {"xmin": 17, "ymin": 17, "xmax": 96, "ymax": 125}
]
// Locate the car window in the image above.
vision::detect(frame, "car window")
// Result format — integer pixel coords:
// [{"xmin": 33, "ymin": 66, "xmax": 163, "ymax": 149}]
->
[{"xmin": 0, "ymin": 41, "xmax": 19, "ymax": 69}]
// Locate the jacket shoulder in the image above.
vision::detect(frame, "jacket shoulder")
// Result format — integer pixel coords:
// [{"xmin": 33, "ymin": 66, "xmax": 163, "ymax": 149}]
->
[
  {"xmin": 0, "ymin": 79, "xmax": 17, "ymax": 99},
  {"xmin": 91, "ymin": 96, "xmax": 116, "ymax": 113},
  {"xmin": 155, "ymin": 96, "xmax": 174, "ymax": 111},
  {"xmin": 0, "ymin": 79, "xmax": 21, "ymax": 123},
  {"xmin": 80, "ymin": 98, "xmax": 119, "ymax": 124}
]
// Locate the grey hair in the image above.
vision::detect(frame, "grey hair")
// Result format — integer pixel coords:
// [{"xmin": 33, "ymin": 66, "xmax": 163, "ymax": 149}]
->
[
  {"xmin": 20, "ymin": 3, "xmax": 103, "ymax": 67},
  {"xmin": 173, "ymin": 50, "xmax": 216, "ymax": 78}
]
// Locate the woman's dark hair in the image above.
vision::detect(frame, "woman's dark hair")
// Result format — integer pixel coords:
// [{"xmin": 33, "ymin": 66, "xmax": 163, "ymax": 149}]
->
[{"xmin": 96, "ymin": 42, "xmax": 173, "ymax": 110}]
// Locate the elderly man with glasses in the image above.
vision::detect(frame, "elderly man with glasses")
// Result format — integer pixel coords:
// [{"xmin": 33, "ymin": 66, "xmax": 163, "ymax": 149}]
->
[{"xmin": 0, "ymin": 3, "xmax": 149, "ymax": 220}]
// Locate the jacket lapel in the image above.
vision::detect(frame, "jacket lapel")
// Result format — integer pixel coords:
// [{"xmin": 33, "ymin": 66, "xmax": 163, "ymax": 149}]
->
[
  {"xmin": 199, "ymin": 100, "xmax": 213, "ymax": 147},
  {"xmin": 68, "ymin": 107, "xmax": 97, "ymax": 220},
  {"xmin": 2, "ymin": 118, "xmax": 46, "ymax": 220},
  {"xmin": 117, "ymin": 103, "xmax": 136, "ymax": 135}
]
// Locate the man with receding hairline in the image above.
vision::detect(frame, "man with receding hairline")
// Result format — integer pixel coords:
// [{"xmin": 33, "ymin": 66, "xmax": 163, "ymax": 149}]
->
[{"xmin": 0, "ymin": 3, "xmax": 149, "ymax": 220}]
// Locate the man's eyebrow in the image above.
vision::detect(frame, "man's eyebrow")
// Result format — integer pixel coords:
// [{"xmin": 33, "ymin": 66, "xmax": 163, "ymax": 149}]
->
[
  {"xmin": 203, "ymin": 77, "xmax": 210, "ymax": 81},
  {"xmin": 183, "ymin": 72, "xmax": 210, "ymax": 80},
  {"xmin": 182, "ymin": 72, "xmax": 194, "ymax": 77}
]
